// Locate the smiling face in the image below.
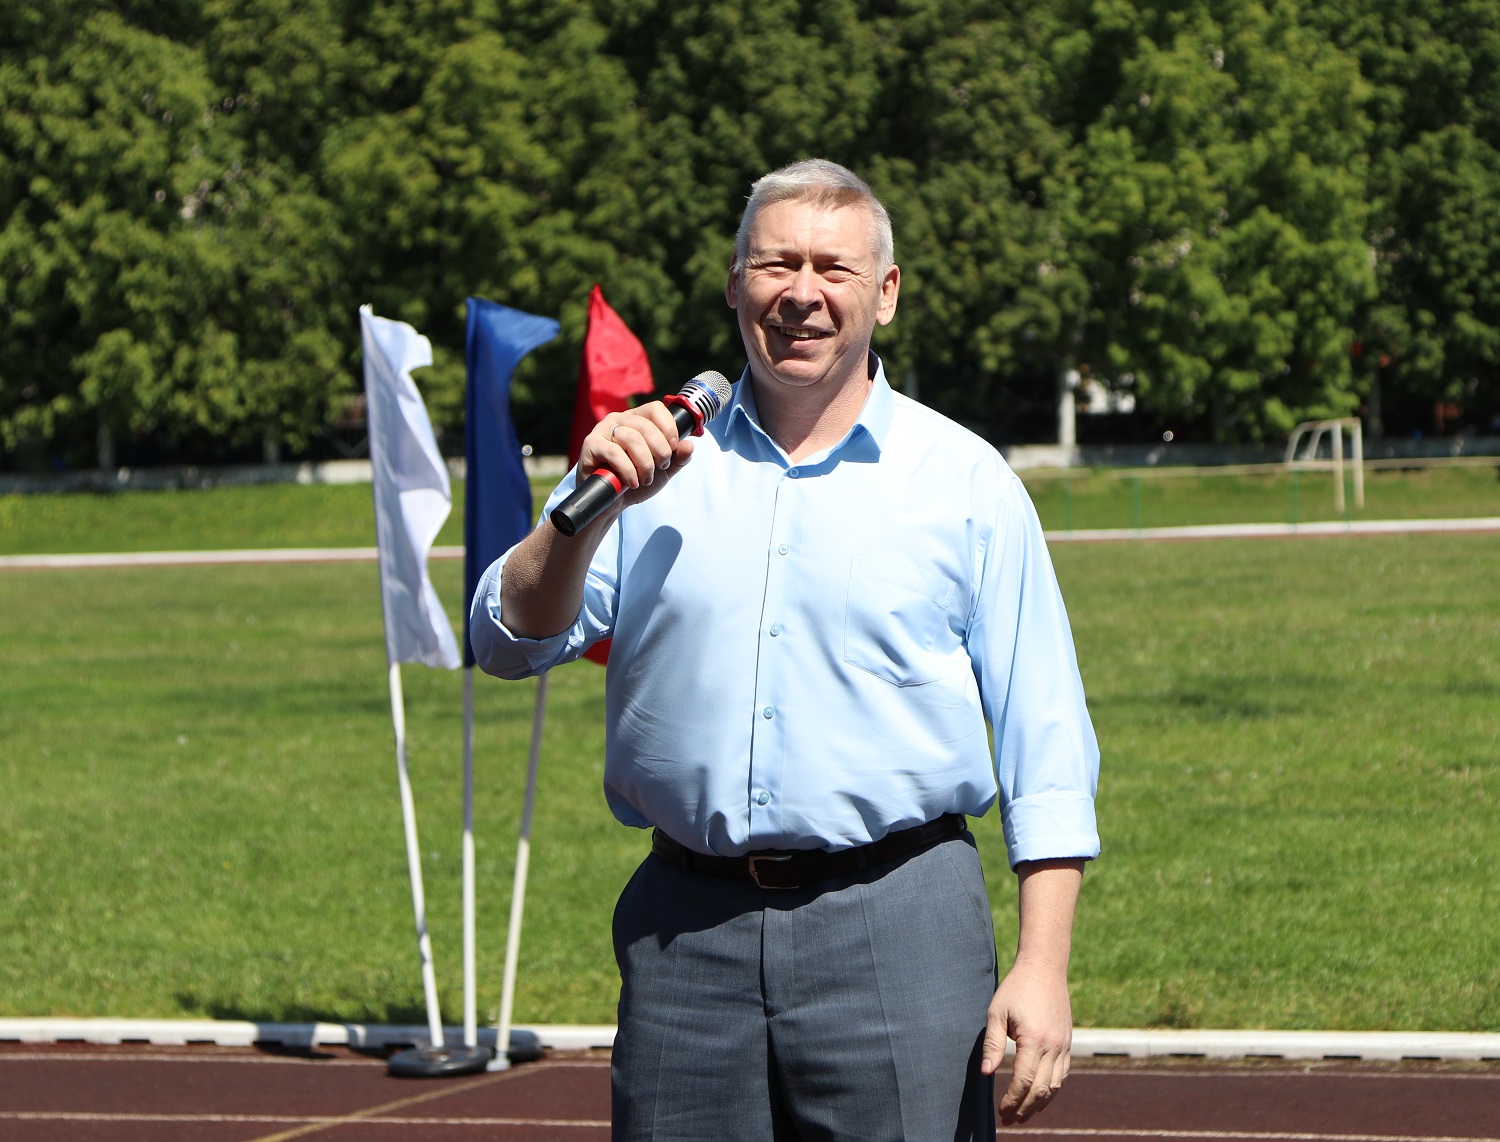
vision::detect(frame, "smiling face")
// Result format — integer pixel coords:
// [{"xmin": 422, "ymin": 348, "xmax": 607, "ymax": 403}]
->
[{"xmin": 726, "ymin": 197, "xmax": 900, "ymax": 400}]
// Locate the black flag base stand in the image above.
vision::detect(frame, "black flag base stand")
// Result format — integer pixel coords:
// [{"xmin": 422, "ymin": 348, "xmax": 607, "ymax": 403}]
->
[
  {"xmin": 387, "ymin": 1043, "xmax": 489, "ymax": 1078},
  {"xmin": 387, "ymin": 1030, "xmax": 544, "ymax": 1077}
]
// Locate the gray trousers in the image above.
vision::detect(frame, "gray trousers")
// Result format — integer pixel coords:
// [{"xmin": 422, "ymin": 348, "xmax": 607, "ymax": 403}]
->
[{"xmin": 611, "ymin": 832, "xmax": 998, "ymax": 1141}]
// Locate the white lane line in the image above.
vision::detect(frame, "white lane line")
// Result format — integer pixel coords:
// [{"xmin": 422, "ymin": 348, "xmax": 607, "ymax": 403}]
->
[
  {"xmin": 999, "ymin": 1132, "xmax": 1500, "ymax": 1142},
  {"xmin": 0, "ymin": 1112, "xmax": 609, "ymax": 1127},
  {"xmin": 8, "ymin": 1018, "xmax": 1500, "ymax": 1064},
  {"xmin": 5, "ymin": 1115, "xmax": 1497, "ymax": 1140}
]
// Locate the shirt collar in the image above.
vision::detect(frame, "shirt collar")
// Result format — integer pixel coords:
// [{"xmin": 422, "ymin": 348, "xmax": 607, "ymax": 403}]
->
[{"xmin": 722, "ymin": 352, "xmax": 895, "ymax": 464}]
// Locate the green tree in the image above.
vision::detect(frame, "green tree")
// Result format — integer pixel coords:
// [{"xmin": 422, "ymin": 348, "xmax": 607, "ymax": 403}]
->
[
  {"xmin": 1029, "ymin": 0, "xmax": 1375, "ymax": 441},
  {"xmin": 0, "ymin": 9, "xmax": 237, "ymax": 466},
  {"xmin": 1306, "ymin": 0, "xmax": 1500, "ymax": 436},
  {"xmin": 596, "ymin": 0, "xmax": 1068, "ymax": 438},
  {"xmin": 7, "ymin": 0, "xmax": 1497, "ymax": 467},
  {"xmin": 197, "ymin": 0, "xmax": 363, "ymax": 457},
  {"xmin": 861, "ymin": 1, "xmax": 1073, "ymax": 438}
]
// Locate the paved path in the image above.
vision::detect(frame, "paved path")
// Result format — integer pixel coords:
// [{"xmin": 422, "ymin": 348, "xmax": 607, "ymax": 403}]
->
[
  {"xmin": 0, "ymin": 545, "xmax": 462, "ymax": 570},
  {"xmin": 4, "ymin": 1044, "xmax": 1498, "ymax": 1142},
  {"xmin": 1043, "ymin": 517, "xmax": 1500, "ymax": 543}
]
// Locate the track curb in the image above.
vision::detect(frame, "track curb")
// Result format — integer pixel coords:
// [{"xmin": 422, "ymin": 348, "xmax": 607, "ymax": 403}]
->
[
  {"xmin": 0, "ymin": 1019, "xmax": 615, "ymax": 1053},
  {"xmin": 4, "ymin": 1020, "xmax": 1499, "ymax": 1061}
]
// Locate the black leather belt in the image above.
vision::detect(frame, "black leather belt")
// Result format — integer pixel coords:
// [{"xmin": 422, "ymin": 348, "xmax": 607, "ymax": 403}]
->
[{"xmin": 650, "ymin": 814, "xmax": 967, "ymax": 890}]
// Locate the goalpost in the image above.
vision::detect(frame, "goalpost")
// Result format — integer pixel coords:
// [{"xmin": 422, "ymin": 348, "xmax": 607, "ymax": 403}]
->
[{"xmin": 1284, "ymin": 417, "xmax": 1365, "ymax": 513}]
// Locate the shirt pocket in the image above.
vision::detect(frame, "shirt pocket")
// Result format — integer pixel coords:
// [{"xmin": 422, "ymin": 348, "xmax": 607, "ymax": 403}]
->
[{"xmin": 843, "ymin": 554, "xmax": 960, "ymax": 687}]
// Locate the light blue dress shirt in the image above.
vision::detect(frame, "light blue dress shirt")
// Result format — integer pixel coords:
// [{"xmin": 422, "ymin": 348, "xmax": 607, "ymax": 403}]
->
[{"xmin": 471, "ymin": 358, "xmax": 1100, "ymax": 865}]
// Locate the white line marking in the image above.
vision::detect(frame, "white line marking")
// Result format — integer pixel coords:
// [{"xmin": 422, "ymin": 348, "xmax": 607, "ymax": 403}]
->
[
  {"xmin": 0, "ymin": 1111, "xmax": 609, "ymax": 1128},
  {"xmin": 998, "ymin": 1131, "xmax": 1500, "ymax": 1142},
  {"xmin": 4, "ymin": 1114, "xmax": 1496, "ymax": 1140}
]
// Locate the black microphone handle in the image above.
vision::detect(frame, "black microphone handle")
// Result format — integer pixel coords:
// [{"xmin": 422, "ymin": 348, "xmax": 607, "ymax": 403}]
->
[{"xmin": 550, "ymin": 404, "xmax": 698, "ymax": 537}]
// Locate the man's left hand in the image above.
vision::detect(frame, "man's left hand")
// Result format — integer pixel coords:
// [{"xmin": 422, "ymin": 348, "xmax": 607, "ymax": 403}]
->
[
  {"xmin": 982, "ymin": 962, "xmax": 1072, "ymax": 1124},
  {"xmin": 980, "ymin": 856, "xmax": 1084, "ymax": 1126}
]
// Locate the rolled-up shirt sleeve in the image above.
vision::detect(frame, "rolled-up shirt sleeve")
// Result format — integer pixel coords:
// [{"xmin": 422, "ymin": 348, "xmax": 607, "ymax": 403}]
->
[
  {"xmin": 969, "ymin": 474, "xmax": 1100, "ymax": 868},
  {"xmin": 468, "ymin": 477, "xmax": 621, "ymax": 680}
]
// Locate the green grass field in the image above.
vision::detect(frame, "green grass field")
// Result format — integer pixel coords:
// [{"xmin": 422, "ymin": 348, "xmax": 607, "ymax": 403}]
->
[
  {"xmin": 1023, "ymin": 462, "xmax": 1500, "ymax": 531},
  {"xmin": 1, "ymin": 479, "xmax": 1496, "ymax": 1031},
  {"xmin": 0, "ymin": 480, "xmax": 549, "ymax": 555},
  {"xmin": 1, "ymin": 462, "xmax": 1495, "ymax": 556}
]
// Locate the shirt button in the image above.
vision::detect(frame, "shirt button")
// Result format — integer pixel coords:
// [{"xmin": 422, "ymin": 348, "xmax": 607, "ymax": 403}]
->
[
  {"xmin": 787, "ymin": 467, "xmax": 800, "ymax": 478},
  {"xmin": 762, "ymin": 706, "xmax": 775, "ymax": 719},
  {"xmin": 777, "ymin": 543, "xmax": 789, "ymax": 555},
  {"xmin": 769, "ymin": 623, "xmax": 782, "ymax": 637},
  {"xmin": 756, "ymin": 791, "xmax": 771, "ymax": 806}
]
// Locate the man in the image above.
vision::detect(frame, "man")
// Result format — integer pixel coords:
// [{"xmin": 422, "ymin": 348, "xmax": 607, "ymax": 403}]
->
[{"xmin": 472, "ymin": 159, "xmax": 1099, "ymax": 1141}]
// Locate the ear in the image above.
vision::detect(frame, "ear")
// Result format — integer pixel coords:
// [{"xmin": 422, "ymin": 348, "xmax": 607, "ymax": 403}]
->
[
  {"xmin": 875, "ymin": 263, "xmax": 900, "ymax": 326},
  {"xmin": 726, "ymin": 255, "xmax": 740, "ymax": 309}
]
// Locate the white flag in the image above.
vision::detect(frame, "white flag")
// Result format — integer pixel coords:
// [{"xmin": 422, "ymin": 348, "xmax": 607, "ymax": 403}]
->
[{"xmin": 360, "ymin": 305, "xmax": 462, "ymax": 670}]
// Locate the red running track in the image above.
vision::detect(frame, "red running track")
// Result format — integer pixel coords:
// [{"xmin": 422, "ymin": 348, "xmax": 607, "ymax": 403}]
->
[{"xmin": 2, "ymin": 1043, "xmax": 1497, "ymax": 1141}]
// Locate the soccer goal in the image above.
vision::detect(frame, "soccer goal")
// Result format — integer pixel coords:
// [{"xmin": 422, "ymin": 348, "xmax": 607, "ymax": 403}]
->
[{"xmin": 1284, "ymin": 417, "xmax": 1365, "ymax": 512}]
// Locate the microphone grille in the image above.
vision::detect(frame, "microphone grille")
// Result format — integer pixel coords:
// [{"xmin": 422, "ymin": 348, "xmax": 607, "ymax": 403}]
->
[{"xmin": 680, "ymin": 370, "xmax": 733, "ymax": 424}]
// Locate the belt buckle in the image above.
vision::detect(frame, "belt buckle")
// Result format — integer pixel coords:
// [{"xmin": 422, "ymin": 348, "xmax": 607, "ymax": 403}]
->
[{"xmin": 747, "ymin": 854, "xmax": 794, "ymax": 889}]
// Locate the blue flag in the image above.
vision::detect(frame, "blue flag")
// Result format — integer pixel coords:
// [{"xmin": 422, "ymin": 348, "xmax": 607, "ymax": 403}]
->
[{"xmin": 463, "ymin": 297, "xmax": 561, "ymax": 667}]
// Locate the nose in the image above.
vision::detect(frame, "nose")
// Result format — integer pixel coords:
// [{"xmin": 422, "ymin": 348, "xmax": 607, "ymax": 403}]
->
[{"xmin": 785, "ymin": 263, "xmax": 821, "ymax": 309}]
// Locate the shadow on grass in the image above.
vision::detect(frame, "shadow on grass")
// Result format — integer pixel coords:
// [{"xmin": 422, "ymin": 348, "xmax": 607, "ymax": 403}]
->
[
  {"xmin": 1091, "ymin": 672, "xmax": 1338, "ymax": 721},
  {"xmin": 178, "ymin": 993, "xmax": 434, "ymax": 1027},
  {"xmin": 1167, "ymin": 686, "xmax": 1278, "ymax": 720},
  {"xmin": 1439, "ymin": 676, "xmax": 1500, "ymax": 699}
]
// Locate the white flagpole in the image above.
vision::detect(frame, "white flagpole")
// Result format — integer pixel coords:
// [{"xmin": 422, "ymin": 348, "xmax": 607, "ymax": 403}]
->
[
  {"xmin": 388, "ymin": 661, "xmax": 446, "ymax": 1051},
  {"xmin": 461, "ymin": 666, "xmax": 478, "ymax": 1049},
  {"xmin": 491, "ymin": 670, "xmax": 548, "ymax": 1070}
]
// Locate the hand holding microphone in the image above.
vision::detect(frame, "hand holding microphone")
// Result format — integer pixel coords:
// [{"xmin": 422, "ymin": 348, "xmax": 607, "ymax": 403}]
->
[{"xmin": 551, "ymin": 370, "xmax": 733, "ymax": 537}]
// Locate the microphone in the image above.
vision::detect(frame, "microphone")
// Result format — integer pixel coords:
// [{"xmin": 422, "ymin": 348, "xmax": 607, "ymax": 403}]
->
[{"xmin": 550, "ymin": 370, "xmax": 733, "ymax": 537}]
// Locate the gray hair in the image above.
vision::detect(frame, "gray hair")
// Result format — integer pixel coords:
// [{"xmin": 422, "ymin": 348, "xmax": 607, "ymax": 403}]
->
[{"xmin": 734, "ymin": 159, "xmax": 894, "ymax": 274}]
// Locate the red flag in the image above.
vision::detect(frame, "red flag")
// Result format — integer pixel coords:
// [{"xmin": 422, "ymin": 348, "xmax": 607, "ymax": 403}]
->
[
  {"xmin": 570, "ymin": 285, "xmax": 654, "ymax": 664},
  {"xmin": 568, "ymin": 284, "xmax": 655, "ymax": 465}
]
